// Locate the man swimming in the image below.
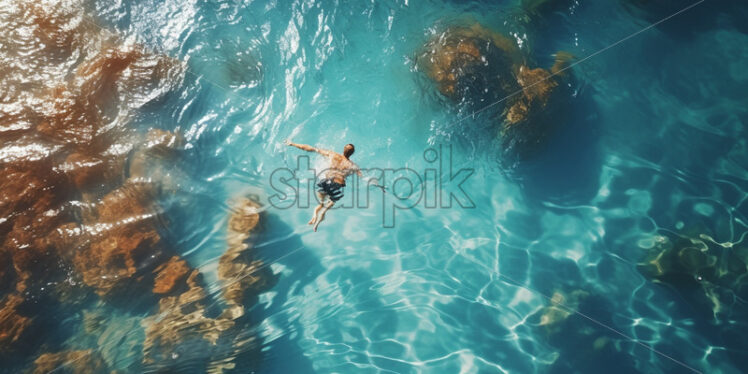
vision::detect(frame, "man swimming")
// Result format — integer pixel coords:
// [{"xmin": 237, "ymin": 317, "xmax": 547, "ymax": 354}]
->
[{"xmin": 285, "ymin": 140, "xmax": 363, "ymax": 232}]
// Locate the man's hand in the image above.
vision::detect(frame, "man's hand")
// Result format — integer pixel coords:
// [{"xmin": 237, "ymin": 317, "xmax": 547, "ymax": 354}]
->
[
  {"xmin": 368, "ymin": 178, "xmax": 387, "ymax": 193},
  {"xmin": 284, "ymin": 139, "xmax": 292, "ymax": 146}
]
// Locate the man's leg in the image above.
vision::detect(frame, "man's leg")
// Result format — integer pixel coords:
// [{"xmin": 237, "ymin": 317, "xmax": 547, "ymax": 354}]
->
[
  {"xmin": 313, "ymin": 200, "xmax": 335, "ymax": 232},
  {"xmin": 309, "ymin": 192, "xmax": 326, "ymax": 225}
]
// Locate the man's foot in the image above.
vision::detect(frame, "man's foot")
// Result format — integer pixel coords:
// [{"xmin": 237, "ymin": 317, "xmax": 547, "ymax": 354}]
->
[
  {"xmin": 313, "ymin": 222, "xmax": 320, "ymax": 232},
  {"xmin": 308, "ymin": 217, "xmax": 316, "ymax": 225}
]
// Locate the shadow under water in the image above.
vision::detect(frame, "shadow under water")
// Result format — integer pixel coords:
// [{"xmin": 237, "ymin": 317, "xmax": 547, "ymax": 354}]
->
[
  {"xmin": 247, "ymin": 213, "xmax": 319, "ymax": 374},
  {"xmin": 507, "ymin": 83, "xmax": 602, "ymax": 205}
]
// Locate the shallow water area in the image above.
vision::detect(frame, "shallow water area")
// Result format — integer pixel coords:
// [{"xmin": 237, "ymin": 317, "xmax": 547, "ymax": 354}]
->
[{"xmin": 1, "ymin": 0, "xmax": 748, "ymax": 373}]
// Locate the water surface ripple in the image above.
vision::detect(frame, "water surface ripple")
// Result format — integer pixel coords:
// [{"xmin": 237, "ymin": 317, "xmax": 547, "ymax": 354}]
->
[{"xmin": 1, "ymin": 0, "xmax": 747, "ymax": 373}]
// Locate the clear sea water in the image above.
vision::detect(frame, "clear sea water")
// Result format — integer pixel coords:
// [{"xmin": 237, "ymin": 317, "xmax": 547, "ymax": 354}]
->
[{"xmin": 3, "ymin": 0, "xmax": 748, "ymax": 373}]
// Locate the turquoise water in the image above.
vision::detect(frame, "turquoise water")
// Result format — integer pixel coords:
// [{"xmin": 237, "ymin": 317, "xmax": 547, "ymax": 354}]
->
[{"xmin": 3, "ymin": 0, "xmax": 748, "ymax": 372}]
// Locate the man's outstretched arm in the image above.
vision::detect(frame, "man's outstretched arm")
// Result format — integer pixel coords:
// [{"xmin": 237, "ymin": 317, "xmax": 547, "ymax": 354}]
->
[{"xmin": 285, "ymin": 140, "xmax": 331, "ymax": 156}]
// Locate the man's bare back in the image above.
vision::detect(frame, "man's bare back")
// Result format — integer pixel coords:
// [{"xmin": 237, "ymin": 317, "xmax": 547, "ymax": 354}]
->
[
  {"xmin": 285, "ymin": 140, "xmax": 361, "ymax": 231},
  {"xmin": 325, "ymin": 152, "xmax": 359, "ymax": 185}
]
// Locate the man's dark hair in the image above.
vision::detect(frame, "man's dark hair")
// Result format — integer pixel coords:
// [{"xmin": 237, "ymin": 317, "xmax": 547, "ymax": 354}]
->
[{"xmin": 343, "ymin": 144, "xmax": 355, "ymax": 158}]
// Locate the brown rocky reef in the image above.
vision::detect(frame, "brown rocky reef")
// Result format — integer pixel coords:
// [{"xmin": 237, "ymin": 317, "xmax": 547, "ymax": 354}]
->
[
  {"xmin": 1, "ymin": 2, "xmax": 277, "ymax": 372},
  {"xmin": 636, "ymin": 226, "xmax": 748, "ymax": 370},
  {"xmin": 416, "ymin": 23, "xmax": 573, "ymax": 157},
  {"xmin": 32, "ymin": 349, "xmax": 114, "ymax": 374},
  {"xmin": 417, "ymin": 24, "xmax": 523, "ymax": 105},
  {"xmin": 529, "ymin": 288, "xmax": 639, "ymax": 372},
  {"xmin": 637, "ymin": 229, "xmax": 748, "ymax": 321},
  {"xmin": 219, "ymin": 198, "xmax": 276, "ymax": 318},
  {"xmin": 142, "ymin": 198, "xmax": 275, "ymax": 373},
  {"xmin": 0, "ymin": 0, "xmax": 185, "ymax": 363}
]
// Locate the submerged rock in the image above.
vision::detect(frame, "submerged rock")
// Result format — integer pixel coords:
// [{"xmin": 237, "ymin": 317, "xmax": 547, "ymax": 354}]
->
[
  {"xmin": 416, "ymin": 23, "xmax": 574, "ymax": 158},
  {"xmin": 67, "ymin": 176, "xmax": 198, "ymax": 305},
  {"xmin": 32, "ymin": 349, "xmax": 112, "ymax": 374},
  {"xmin": 637, "ymin": 230, "xmax": 748, "ymax": 320},
  {"xmin": 72, "ymin": 181, "xmax": 165, "ymax": 297},
  {"xmin": 536, "ymin": 289, "xmax": 589, "ymax": 335},
  {"xmin": 529, "ymin": 288, "xmax": 639, "ymax": 372},
  {"xmin": 141, "ymin": 270, "xmax": 254, "ymax": 373},
  {"xmin": 636, "ymin": 227, "xmax": 748, "ymax": 369},
  {"xmin": 142, "ymin": 271, "xmax": 225, "ymax": 362},
  {"xmin": 417, "ymin": 24, "xmax": 522, "ymax": 108},
  {"xmin": 144, "ymin": 129, "xmax": 185, "ymax": 153},
  {"xmin": 1, "ymin": 1, "xmax": 275, "ymax": 370},
  {"xmin": 0, "ymin": 294, "xmax": 32, "ymax": 353},
  {"xmin": 34, "ymin": 39, "xmax": 181, "ymax": 147},
  {"xmin": 0, "ymin": 163, "xmax": 75, "ymax": 355},
  {"xmin": 219, "ymin": 198, "xmax": 275, "ymax": 318},
  {"xmin": 62, "ymin": 152, "xmax": 126, "ymax": 192},
  {"xmin": 0, "ymin": 251, "xmax": 13, "ymax": 297},
  {"xmin": 0, "ymin": 0, "xmax": 187, "ymax": 361},
  {"xmin": 152, "ymin": 256, "xmax": 191, "ymax": 295},
  {"xmin": 141, "ymin": 197, "xmax": 275, "ymax": 372},
  {"xmin": 127, "ymin": 129, "xmax": 185, "ymax": 191}
]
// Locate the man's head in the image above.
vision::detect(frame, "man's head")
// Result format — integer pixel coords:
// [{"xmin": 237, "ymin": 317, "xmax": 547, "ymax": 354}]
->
[{"xmin": 343, "ymin": 144, "xmax": 355, "ymax": 158}]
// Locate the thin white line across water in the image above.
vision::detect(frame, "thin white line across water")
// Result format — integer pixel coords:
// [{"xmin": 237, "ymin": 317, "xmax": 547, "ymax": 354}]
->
[
  {"xmin": 493, "ymin": 271, "xmax": 704, "ymax": 374},
  {"xmin": 440, "ymin": 0, "xmax": 707, "ymax": 129}
]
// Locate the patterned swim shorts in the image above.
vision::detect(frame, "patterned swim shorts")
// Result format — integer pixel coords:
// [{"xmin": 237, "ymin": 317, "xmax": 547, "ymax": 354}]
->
[{"xmin": 316, "ymin": 178, "xmax": 344, "ymax": 202}]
